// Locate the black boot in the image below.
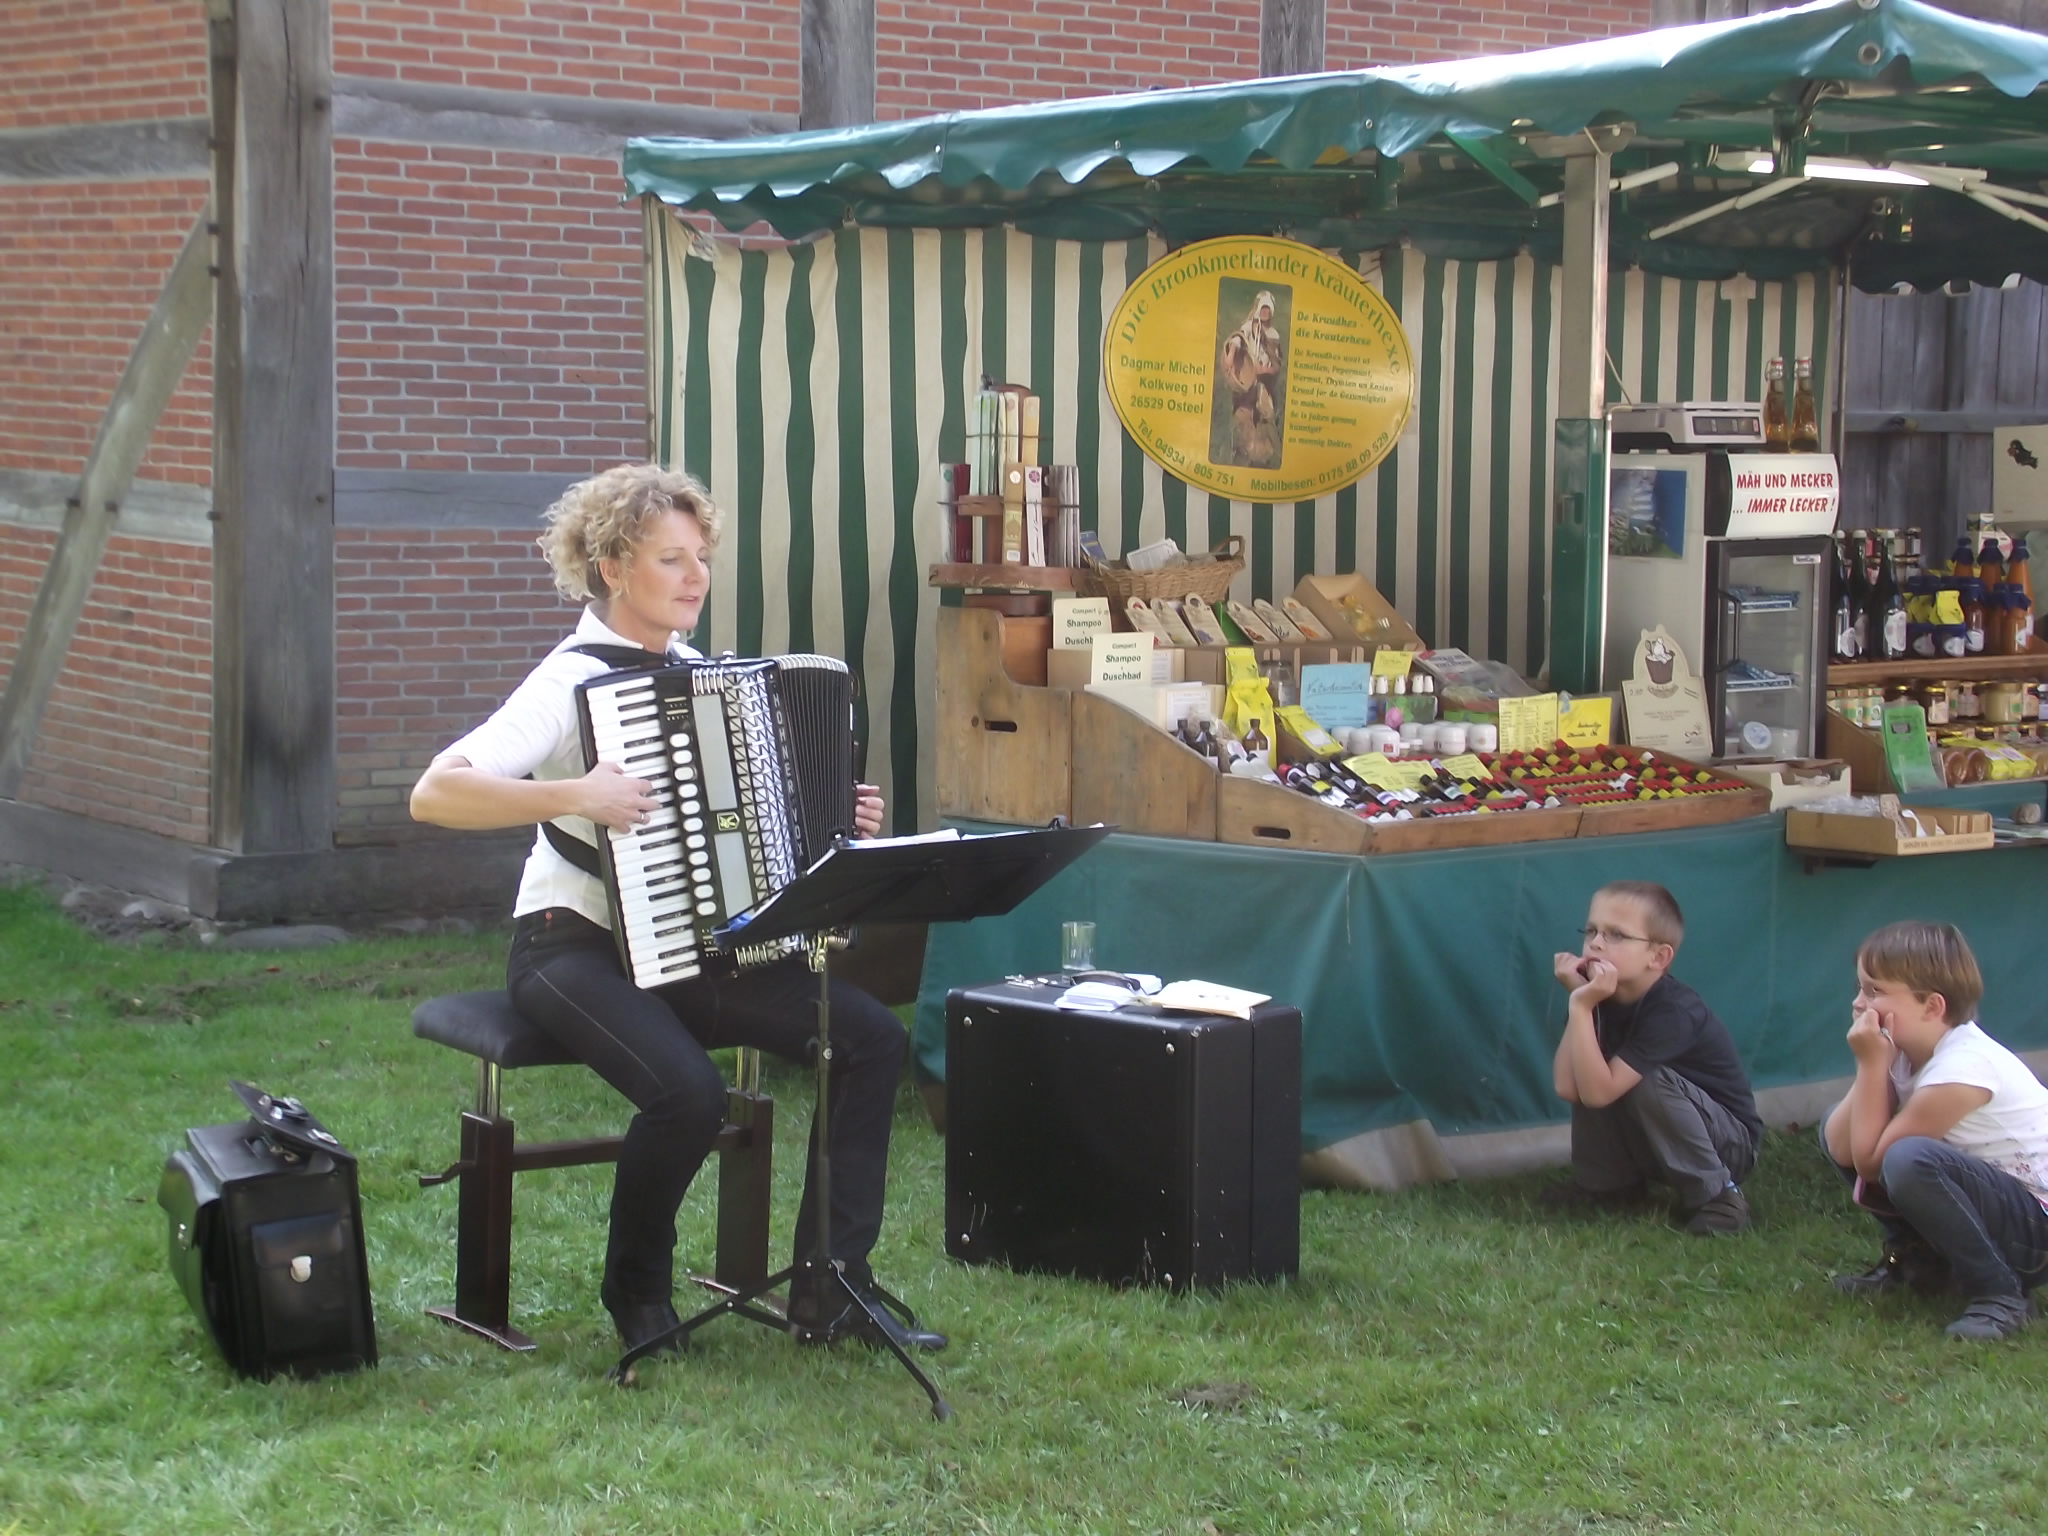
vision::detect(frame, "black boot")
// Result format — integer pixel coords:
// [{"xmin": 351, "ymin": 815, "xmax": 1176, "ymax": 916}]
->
[
  {"xmin": 605, "ymin": 1293, "xmax": 685, "ymax": 1355},
  {"xmin": 788, "ymin": 1272, "xmax": 947, "ymax": 1354}
]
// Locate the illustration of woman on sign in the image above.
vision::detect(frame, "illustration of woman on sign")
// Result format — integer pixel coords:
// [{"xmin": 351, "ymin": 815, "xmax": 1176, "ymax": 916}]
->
[{"xmin": 1212, "ymin": 284, "xmax": 1288, "ymax": 469}]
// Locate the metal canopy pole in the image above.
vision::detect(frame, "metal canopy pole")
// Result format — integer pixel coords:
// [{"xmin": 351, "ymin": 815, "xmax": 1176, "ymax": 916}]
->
[{"xmin": 1547, "ymin": 130, "xmax": 1623, "ymax": 695}]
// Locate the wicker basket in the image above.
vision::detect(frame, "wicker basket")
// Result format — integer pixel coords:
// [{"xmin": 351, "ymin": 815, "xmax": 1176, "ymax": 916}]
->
[{"xmin": 1078, "ymin": 534, "xmax": 1245, "ymax": 603}]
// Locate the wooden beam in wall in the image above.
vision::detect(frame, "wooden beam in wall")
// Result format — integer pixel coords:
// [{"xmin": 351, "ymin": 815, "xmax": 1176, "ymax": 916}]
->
[
  {"xmin": 0, "ymin": 215, "xmax": 213, "ymax": 799},
  {"xmin": 1260, "ymin": 0, "xmax": 1325, "ymax": 77},
  {"xmin": 208, "ymin": 0, "xmax": 337, "ymax": 855},
  {"xmin": 330, "ymin": 76, "xmax": 793, "ymax": 155},
  {"xmin": 0, "ymin": 119, "xmax": 209, "ymax": 184},
  {"xmin": 801, "ymin": 0, "xmax": 875, "ymax": 130}
]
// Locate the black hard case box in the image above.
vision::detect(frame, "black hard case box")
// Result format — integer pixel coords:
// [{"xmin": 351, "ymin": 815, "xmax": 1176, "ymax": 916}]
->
[
  {"xmin": 944, "ymin": 980, "xmax": 1300, "ymax": 1290},
  {"xmin": 157, "ymin": 1120, "xmax": 377, "ymax": 1380}
]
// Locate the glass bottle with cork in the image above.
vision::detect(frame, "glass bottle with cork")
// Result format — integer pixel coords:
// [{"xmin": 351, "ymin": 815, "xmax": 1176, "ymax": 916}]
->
[
  {"xmin": 1762, "ymin": 357, "xmax": 1792, "ymax": 452},
  {"xmin": 1789, "ymin": 356, "xmax": 1820, "ymax": 452},
  {"xmin": 1870, "ymin": 531, "xmax": 1908, "ymax": 662},
  {"xmin": 1847, "ymin": 529, "xmax": 1873, "ymax": 658},
  {"xmin": 1831, "ymin": 530, "xmax": 1861, "ymax": 662}
]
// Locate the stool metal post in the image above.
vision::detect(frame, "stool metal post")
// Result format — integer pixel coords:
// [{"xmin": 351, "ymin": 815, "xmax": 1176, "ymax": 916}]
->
[{"xmin": 476, "ymin": 1058, "xmax": 502, "ymax": 1120}]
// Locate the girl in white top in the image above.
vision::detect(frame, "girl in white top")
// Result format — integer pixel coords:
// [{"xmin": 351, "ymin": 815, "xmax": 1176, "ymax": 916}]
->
[
  {"xmin": 1823, "ymin": 920, "xmax": 2048, "ymax": 1340},
  {"xmin": 412, "ymin": 465, "xmax": 942, "ymax": 1359}
]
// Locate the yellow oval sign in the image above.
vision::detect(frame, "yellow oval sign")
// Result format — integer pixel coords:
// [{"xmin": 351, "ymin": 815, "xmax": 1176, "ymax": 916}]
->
[{"xmin": 1104, "ymin": 236, "xmax": 1415, "ymax": 502}]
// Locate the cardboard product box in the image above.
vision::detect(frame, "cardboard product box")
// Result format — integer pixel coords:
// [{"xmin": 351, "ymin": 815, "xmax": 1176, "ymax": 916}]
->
[
  {"xmin": 1084, "ymin": 681, "xmax": 1221, "ymax": 732},
  {"xmin": 1724, "ymin": 758, "xmax": 1852, "ymax": 810},
  {"xmin": 1785, "ymin": 804, "xmax": 1995, "ymax": 857},
  {"xmin": 1290, "ymin": 573, "xmax": 1425, "ymax": 655}
]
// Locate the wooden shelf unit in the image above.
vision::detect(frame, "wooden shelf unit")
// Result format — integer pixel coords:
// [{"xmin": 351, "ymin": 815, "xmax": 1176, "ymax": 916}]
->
[
  {"xmin": 1828, "ymin": 653, "xmax": 2048, "ymax": 685},
  {"xmin": 928, "ymin": 563, "xmax": 1084, "ymax": 591}
]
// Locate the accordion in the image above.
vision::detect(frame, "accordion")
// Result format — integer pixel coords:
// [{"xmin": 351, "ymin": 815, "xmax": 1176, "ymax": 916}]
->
[{"xmin": 575, "ymin": 654, "xmax": 858, "ymax": 988}]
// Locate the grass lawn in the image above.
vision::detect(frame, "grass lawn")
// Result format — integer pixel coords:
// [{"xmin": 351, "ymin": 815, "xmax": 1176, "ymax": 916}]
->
[{"xmin": 2, "ymin": 878, "xmax": 2045, "ymax": 1534}]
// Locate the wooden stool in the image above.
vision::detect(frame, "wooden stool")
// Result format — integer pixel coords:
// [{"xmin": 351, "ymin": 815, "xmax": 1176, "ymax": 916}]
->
[{"xmin": 413, "ymin": 989, "xmax": 774, "ymax": 1351}]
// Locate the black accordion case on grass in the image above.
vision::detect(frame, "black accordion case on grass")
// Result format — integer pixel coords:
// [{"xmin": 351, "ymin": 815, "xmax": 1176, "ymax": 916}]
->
[{"xmin": 156, "ymin": 1083, "xmax": 377, "ymax": 1381}]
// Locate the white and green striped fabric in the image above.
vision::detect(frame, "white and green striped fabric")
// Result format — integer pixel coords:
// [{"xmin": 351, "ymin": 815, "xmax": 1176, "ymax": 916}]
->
[{"xmin": 645, "ymin": 203, "xmax": 1832, "ymax": 832}]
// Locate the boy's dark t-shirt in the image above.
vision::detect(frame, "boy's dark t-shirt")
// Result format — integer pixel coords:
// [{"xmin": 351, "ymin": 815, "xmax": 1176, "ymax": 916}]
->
[{"xmin": 1594, "ymin": 973, "xmax": 1762, "ymax": 1141}]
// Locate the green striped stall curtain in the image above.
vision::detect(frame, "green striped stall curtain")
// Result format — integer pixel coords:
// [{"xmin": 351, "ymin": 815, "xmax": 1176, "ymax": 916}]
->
[{"xmin": 645, "ymin": 203, "xmax": 1832, "ymax": 832}]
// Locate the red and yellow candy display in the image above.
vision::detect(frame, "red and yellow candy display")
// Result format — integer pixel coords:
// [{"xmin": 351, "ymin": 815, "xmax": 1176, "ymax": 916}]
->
[{"xmin": 1481, "ymin": 743, "xmax": 1754, "ymax": 807}]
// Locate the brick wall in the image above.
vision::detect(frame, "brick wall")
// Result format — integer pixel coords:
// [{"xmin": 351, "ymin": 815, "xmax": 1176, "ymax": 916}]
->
[
  {"xmin": 0, "ymin": 526, "xmax": 212, "ymax": 842},
  {"xmin": 333, "ymin": 141, "xmax": 647, "ymax": 472},
  {"xmin": 0, "ymin": 2, "xmax": 215, "ymax": 843},
  {"xmin": 334, "ymin": 527, "xmax": 573, "ymax": 845},
  {"xmin": 332, "ymin": 0, "xmax": 801, "ymax": 116},
  {"xmin": 0, "ymin": 0, "xmax": 207, "ymax": 129},
  {"xmin": 330, "ymin": 3, "xmax": 807, "ymax": 469},
  {"xmin": 875, "ymin": 0, "xmax": 1262, "ymax": 116},
  {"xmin": 0, "ymin": 182, "xmax": 214, "ymax": 485},
  {"xmin": 1327, "ymin": 0, "xmax": 1653, "ymax": 66}
]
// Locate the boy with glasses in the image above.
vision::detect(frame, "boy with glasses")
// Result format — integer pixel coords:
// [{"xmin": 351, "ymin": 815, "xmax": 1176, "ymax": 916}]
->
[
  {"xmin": 1823, "ymin": 921, "xmax": 2048, "ymax": 1341},
  {"xmin": 1544, "ymin": 881, "xmax": 1761, "ymax": 1234}
]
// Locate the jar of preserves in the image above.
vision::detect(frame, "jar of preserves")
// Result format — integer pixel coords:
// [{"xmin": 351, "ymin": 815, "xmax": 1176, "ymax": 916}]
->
[
  {"xmin": 1985, "ymin": 681, "xmax": 2025, "ymax": 725},
  {"xmin": 1919, "ymin": 680, "xmax": 1952, "ymax": 727}
]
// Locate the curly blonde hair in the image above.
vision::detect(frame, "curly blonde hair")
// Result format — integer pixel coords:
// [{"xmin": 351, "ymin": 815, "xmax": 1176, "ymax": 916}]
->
[{"xmin": 536, "ymin": 463, "xmax": 725, "ymax": 603}]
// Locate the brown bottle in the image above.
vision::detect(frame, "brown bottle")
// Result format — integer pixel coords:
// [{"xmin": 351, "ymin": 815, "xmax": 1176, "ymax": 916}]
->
[
  {"xmin": 1242, "ymin": 716, "xmax": 1270, "ymax": 759},
  {"xmin": 1762, "ymin": 357, "xmax": 1792, "ymax": 452},
  {"xmin": 1790, "ymin": 356, "xmax": 1820, "ymax": 452}
]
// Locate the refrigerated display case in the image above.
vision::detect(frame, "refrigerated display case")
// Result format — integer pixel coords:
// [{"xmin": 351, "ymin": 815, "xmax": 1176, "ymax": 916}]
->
[{"xmin": 1604, "ymin": 450, "xmax": 1837, "ymax": 760}]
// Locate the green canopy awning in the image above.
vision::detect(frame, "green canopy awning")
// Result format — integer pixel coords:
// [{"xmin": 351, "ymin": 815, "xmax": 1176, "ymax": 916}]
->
[{"xmin": 625, "ymin": 0, "xmax": 2048, "ymax": 288}]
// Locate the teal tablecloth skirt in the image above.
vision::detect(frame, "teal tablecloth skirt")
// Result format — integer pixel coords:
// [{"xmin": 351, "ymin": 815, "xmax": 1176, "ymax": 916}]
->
[{"xmin": 913, "ymin": 784, "xmax": 2048, "ymax": 1158}]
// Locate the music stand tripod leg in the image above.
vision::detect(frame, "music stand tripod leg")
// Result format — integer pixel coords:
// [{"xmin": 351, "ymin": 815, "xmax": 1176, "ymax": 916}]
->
[{"xmin": 614, "ymin": 934, "xmax": 951, "ymax": 1421}]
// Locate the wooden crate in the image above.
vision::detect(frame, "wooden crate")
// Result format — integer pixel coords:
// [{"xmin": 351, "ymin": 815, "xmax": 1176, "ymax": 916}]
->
[
  {"xmin": 1823, "ymin": 709, "xmax": 1893, "ymax": 794},
  {"xmin": 1070, "ymin": 690, "xmax": 1218, "ymax": 841},
  {"xmin": 1574, "ymin": 785, "xmax": 1772, "ymax": 837},
  {"xmin": 1787, "ymin": 805, "xmax": 1995, "ymax": 856},
  {"xmin": 935, "ymin": 606, "xmax": 1071, "ymax": 826},
  {"xmin": 1216, "ymin": 776, "xmax": 1584, "ymax": 855}
]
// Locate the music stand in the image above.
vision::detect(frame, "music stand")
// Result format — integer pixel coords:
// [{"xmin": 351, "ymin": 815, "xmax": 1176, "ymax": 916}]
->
[{"xmin": 614, "ymin": 822, "xmax": 1112, "ymax": 1418}]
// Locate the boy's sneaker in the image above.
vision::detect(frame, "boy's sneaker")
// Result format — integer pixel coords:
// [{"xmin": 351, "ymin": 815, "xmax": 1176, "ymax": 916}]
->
[
  {"xmin": 1832, "ymin": 1245, "xmax": 1952, "ymax": 1297},
  {"xmin": 1535, "ymin": 1179, "xmax": 1649, "ymax": 1214},
  {"xmin": 1681, "ymin": 1184, "xmax": 1751, "ymax": 1235},
  {"xmin": 1943, "ymin": 1293, "xmax": 2036, "ymax": 1341}
]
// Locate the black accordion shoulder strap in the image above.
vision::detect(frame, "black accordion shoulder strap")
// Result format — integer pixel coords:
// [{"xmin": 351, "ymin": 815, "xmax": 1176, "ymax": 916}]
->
[{"xmin": 535, "ymin": 640, "xmax": 682, "ymax": 879}]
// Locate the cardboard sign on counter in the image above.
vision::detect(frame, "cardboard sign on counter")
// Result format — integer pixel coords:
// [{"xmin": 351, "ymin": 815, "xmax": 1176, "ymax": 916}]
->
[
  {"xmin": 1620, "ymin": 627, "xmax": 1711, "ymax": 760},
  {"xmin": 1052, "ymin": 596, "xmax": 1112, "ymax": 648},
  {"xmin": 1559, "ymin": 696, "xmax": 1613, "ymax": 750},
  {"xmin": 1498, "ymin": 693, "xmax": 1560, "ymax": 754},
  {"xmin": 1300, "ymin": 663, "xmax": 1373, "ymax": 731},
  {"xmin": 1047, "ymin": 638, "xmax": 1182, "ymax": 690}
]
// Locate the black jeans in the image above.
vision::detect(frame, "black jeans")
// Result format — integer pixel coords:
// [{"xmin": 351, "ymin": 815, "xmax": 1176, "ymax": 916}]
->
[
  {"xmin": 506, "ymin": 908, "xmax": 907, "ymax": 1304},
  {"xmin": 1824, "ymin": 1131, "xmax": 2048, "ymax": 1300}
]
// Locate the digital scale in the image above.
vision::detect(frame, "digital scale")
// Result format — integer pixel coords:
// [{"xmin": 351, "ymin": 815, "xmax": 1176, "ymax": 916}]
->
[{"xmin": 1610, "ymin": 402, "xmax": 1766, "ymax": 452}]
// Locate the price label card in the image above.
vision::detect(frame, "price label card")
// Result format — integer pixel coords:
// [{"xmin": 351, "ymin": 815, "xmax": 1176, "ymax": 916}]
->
[
  {"xmin": 1341, "ymin": 752, "xmax": 1401, "ymax": 790},
  {"xmin": 1371, "ymin": 647, "xmax": 1417, "ymax": 679},
  {"xmin": 1559, "ymin": 696, "xmax": 1613, "ymax": 750},
  {"xmin": 1498, "ymin": 693, "xmax": 1560, "ymax": 754},
  {"xmin": 1438, "ymin": 753, "xmax": 1489, "ymax": 781}
]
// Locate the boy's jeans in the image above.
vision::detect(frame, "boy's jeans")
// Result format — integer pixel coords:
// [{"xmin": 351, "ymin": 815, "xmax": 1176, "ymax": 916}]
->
[{"xmin": 1827, "ymin": 1131, "xmax": 2048, "ymax": 1299}]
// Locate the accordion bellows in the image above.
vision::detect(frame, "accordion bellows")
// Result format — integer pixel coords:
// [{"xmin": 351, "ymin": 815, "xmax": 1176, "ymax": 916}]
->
[{"xmin": 576, "ymin": 654, "xmax": 857, "ymax": 987}]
